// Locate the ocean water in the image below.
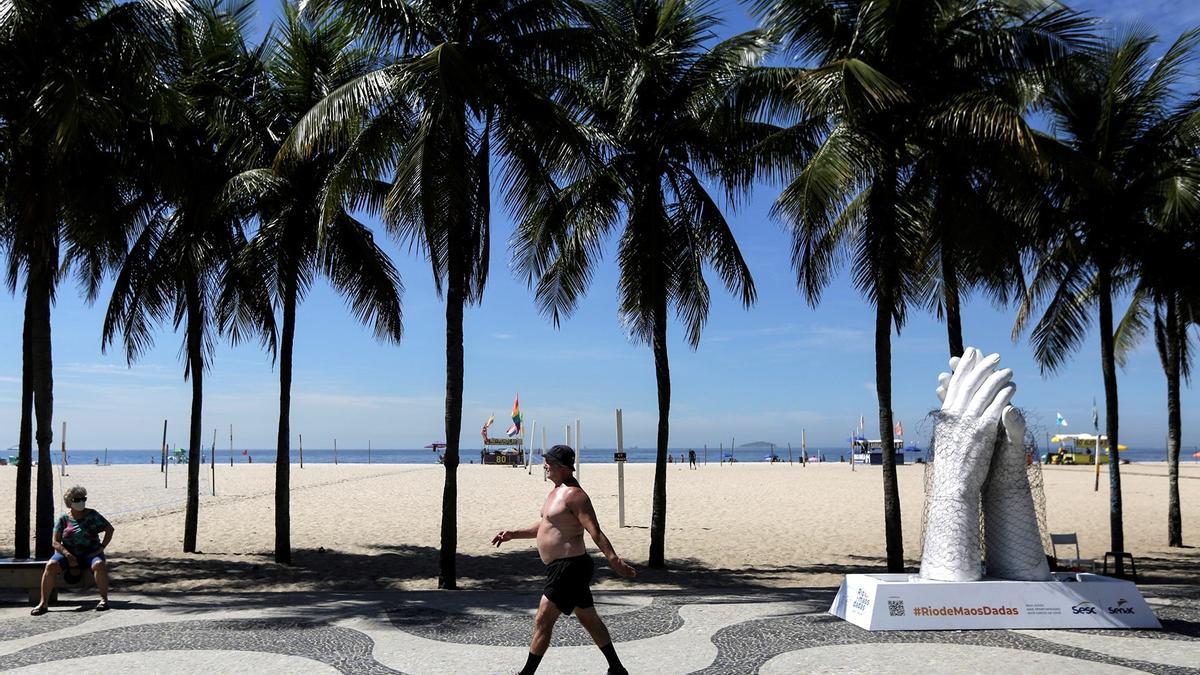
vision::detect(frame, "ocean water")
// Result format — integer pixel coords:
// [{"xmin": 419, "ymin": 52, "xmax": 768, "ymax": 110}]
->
[
  {"xmin": 13, "ymin": 446, "xmax": 860, "ymax": 466},
  {"xmin": 8, "ymin": 446, "xmax": 1187, "ymax": 466}
]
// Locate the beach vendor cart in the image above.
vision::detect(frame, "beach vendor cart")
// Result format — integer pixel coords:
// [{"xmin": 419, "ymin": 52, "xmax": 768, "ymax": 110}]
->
[
  {"xmin": 481, "ymin": 437, "xmax": 524, "ymax": 466},
  {"xmin": 1045, "ymin": 433, "xmax": 1127, "ymax": 465},
  {"xmin": 479, "ymin": 397, "xmax": 526, "ymax": 466},
  {"xmin": 851, "ymin": 438, "xmax": 905, "ymax": 465}
]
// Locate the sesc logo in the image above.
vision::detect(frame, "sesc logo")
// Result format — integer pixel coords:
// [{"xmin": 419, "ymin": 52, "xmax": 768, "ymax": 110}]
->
[
  {"xmin": 1108, "ymin": 598, "xmax": 1135, "ymax": 615},
  {"xmin": 1071, "ymin": 602, "xmax": 1098, "ymax": 615}
]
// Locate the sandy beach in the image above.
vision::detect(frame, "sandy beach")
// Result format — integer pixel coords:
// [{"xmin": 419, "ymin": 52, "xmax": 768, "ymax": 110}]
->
[{"xmin": 2, "ymin": 460, "xmax": 1198, "ymax": 592}]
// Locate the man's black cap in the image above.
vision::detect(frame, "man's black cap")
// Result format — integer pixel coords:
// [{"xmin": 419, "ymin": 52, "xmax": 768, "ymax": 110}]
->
[{"xmin": 545, "ymin": 444, "xmax": 575, "ymax": 470}]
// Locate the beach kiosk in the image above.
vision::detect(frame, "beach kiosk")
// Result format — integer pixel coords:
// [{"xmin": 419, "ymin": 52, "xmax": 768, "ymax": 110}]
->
[
  {"xmin": 851, "ymin": 438, "xmax": 905, "ymax": 465},
  {"xmin": 1045, "ymin": 434, "xmax": 1127, "ymax": 465},
  {"xmin": 481, "ymin": 436, "xmax": 524, "ymax": 466}
]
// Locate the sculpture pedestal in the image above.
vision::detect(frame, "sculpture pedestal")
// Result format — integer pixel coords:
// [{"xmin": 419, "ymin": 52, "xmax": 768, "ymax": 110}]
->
[{"xmin": 829, "ymin": 572, "xmax": 1159, "ymax": 630}]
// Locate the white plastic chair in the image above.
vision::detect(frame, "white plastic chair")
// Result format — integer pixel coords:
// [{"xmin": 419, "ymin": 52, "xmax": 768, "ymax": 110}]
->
[{"xmin": 1050, "ymin": 532, "xmax": 1093, "ymax": 572}]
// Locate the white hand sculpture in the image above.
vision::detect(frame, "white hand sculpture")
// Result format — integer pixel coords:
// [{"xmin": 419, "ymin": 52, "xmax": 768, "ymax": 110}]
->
[
  {"xmin": 920, "ymin": 347, "xmax": 1015, "ymax": 582},
  {"xmin": 982, "ymin": 407, "xmax": 1051, "ymax": 580}
]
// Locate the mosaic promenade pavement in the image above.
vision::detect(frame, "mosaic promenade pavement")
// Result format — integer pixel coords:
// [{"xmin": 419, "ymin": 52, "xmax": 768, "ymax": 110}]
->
[{"xmin": 1, "ymin": 585, "xmax": 1198, "ymax": 673}]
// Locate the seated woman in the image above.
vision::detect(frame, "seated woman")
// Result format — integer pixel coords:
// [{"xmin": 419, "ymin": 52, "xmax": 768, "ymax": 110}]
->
[{"xmin": 30, "ymin": 485, "xmax": 114, "ymax": 615}]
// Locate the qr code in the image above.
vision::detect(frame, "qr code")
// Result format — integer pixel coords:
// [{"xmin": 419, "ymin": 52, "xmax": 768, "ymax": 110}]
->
[{"xmin": 888, "ymin": 600, "xmax": 905, "ymax": 617}]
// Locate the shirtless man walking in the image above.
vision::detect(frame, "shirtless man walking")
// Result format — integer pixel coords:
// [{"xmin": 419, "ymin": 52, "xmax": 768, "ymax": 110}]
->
[{"xmin": 492, "ymin": 444, "xmax": 636, "ymax": 675}]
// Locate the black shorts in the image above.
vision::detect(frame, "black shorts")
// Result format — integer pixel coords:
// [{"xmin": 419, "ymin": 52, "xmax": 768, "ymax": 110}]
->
[{"xmin": 543, "ymin": 553, "xmax": 595, "ymax": 615}]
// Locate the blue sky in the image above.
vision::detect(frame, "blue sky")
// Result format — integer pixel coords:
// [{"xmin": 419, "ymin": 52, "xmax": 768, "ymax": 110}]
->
[{"xmin": 3, "ymin": 0, "xmax": 1200, "ymax": 451}]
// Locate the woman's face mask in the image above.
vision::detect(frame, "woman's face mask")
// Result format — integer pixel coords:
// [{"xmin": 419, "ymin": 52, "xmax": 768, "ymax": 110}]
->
[{"xmin": 69, "ymin": 500, "xmax": 85, "ymax": 510}]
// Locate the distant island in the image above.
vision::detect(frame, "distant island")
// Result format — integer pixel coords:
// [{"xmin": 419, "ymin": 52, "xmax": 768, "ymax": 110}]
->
[{"xmin": 739, "ymin": 441, "xmax": 775, "ymax": 448}]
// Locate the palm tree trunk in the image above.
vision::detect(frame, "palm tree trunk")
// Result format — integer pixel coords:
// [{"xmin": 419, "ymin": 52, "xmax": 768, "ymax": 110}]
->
[
  {"xmin": 648, "ymin": 299, "xmax": 671, "ymax": 569},
  {"xmin": 876, "ymin": 294, "xmax": 903, "ymax": 572},
  {"xmin": 275, "ymin": 279, "xmax": 297, "ymax": 565},
  {"xmin": 1165, "ymin": 294, "xmax": 1183, "ymax": 547},
  {"xmin": 183, "ymin": 284, "xmax": 203, "ymax": 553},
  {"xmin": 31, "ymin": 261, "xmax": 55, "ymax": 560},
  {"xmin": 941, "ymin": 251, "xmax": 964, "ymax": 359},
  {"xmin": 439, "ymin": 257, "xmax": 466, "ymax": 589},
  {"xmin": 15, "ymin": 285, "xmax": 35, "ymax": 558},
  {"xmin": 1096, "ymin": 265, "xmax": 1125, "ymax": 574}
]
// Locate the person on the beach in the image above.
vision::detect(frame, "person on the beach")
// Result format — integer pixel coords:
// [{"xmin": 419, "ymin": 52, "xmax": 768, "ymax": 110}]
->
[
  {"xmin": 688, "ymin": 449, "xmax": 697, "ymax": 469},
  {"xmin": 31, "ymin": 486, "xmax": 114, "ymax": 615},
  {"xmin": 491, "ymin": 445, "xmax": 636, "ymax": 675}
]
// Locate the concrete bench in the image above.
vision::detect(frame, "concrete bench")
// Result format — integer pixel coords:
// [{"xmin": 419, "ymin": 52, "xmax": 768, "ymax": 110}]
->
[{"xmin": 0, "ymin": 559, "xmax": 93, "ymax": 604}]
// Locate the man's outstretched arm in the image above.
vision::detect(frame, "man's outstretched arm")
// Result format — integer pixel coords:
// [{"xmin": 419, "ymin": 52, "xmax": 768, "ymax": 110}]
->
[
  {"xmin": 574, "ymin": 495, "xmax": 636, "ymax": 578},
  {"xmin": 491, "ymin": 519, "xmax": 541, "ymax": 547}
]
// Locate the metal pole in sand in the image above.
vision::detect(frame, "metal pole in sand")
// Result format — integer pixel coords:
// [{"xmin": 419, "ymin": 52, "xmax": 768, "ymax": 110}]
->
[
  {"xmin": 161, "ymin": 419, "xmax": 168, "ymax": 473},
  {"xmin": 802, "ymin": 429, "xmax": 808, "ymax": 466},
  {"xmin": 576, "ymin": 419, "xmax": 581, "ymax": 477},
  {"xmin": 543, "ymin": 426, "xmax": 548, "ymax": 481},
  {"xmin": 60, "ymin": 421, "xmax": 67, "ymax": 477},
  {"xmin": 229, "ymin": 424, "xmax": 234, "ymax": 467},
  {"xmin": 720, "ymin": 442, "xmax": 723, "ymax": 466},
  {"xmin": 528, "ymin": 421, "xmax": 535, "ymax": 474},
  {"xmin": 789, "ymin": 443, "xmax": 793, "ymax": 465},
  {"xmin": 211, "ymin": 428, "xmax": 216, "ymax": 496},
  {"xmin": 104, "ymin": 448, "xmax": 107, "ymax": 466},
  {"xmin": 334, "ymin": 438, "xmax": 338, "ymax": 465},
  {"xmin": 616, "ymin": 408, "xmax": 625, "ymax": 528},
  {"xmin": 299, "ymin": 434, "xmax": 303, "ymax": 469},
  {"xmin": 704, "ymin": 444, "xmax": 707, "ymax": 466}
]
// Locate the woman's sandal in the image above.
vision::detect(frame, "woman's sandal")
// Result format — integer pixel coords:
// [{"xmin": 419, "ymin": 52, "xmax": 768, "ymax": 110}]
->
[
  {"xmin": 95, "ymin": 600, "xmax": 109, "ymax": 612},
  {"xmin": 29, "ymin": 606, "xmax": 47, "ymax": 616}
]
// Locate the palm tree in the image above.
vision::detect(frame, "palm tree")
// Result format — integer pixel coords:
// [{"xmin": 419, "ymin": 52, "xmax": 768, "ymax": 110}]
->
[
  {"xmin": 0, "ymin": 0, "xmax": 173, "ymax": 558},
  {"xmin": 515, "ymin": 0, "xmax": 760, "ymax": 568},
  {"xmin": 1117, "ymin": 268, "xmax": 1200, "ymax": 549},
  {"xmin": 752, "ymin": 0, "xmax": 1089, "ymax": 571},
  {"xmin": 1111, "ymin": 75, "xmax": 1200, "ymax": 548},
  {"xmin": 228, "ymin": 5, "xmax": 405, "ymax": 565},
  {"xmin": 296, "ymin": 0, "xmax": 585, "ymax": 588},
  {"xmin": 103, "ymin": 0, "xmax": 273, "ymax": 554},
  {"xmin": 1015, "ymin": 28, "xmax": 1200, "ymax": 574},
  {"xmin": 906, "ymin": 2, "xmax": 1091, "ymax": 360}
]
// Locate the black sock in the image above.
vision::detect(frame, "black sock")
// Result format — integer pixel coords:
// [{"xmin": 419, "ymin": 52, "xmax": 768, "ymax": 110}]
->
[
  {"xmin": 519, "ymin": 652, "xmax": 543, "ymax": 675},
  {"xmin": 599, "ymin": 642, "xmax": 626, "ymax": 673}
]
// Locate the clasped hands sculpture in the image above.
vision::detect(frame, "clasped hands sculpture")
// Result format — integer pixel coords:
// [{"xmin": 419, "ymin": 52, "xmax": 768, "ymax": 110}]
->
[{"xmin": 920, "ymin": 347, "xmax": 1051, "ymax": 582}]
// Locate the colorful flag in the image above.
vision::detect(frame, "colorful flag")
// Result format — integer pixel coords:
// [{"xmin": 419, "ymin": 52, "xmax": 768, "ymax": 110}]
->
[
  {"xmin": 894, "ymin": 420, "xmax": 903, "ymax": 437},
  {"xmin": 857, "ymin": 415, "xmax": 865, "ymax": 432},
  {"xmin": 506, "ymin": 394, "xmax": 522, "ymax": 437},
  {"xmin": 1056, "ymin": 412, "xmax": 1068, "ymax": 427},
  {"xmin": 481, "ymin": 414, "xmax": 494, "ymax": 444}
]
